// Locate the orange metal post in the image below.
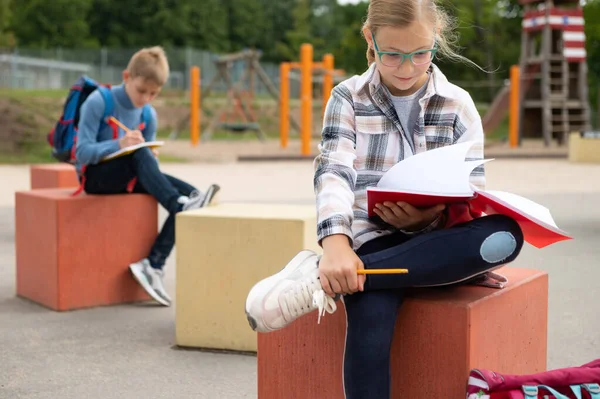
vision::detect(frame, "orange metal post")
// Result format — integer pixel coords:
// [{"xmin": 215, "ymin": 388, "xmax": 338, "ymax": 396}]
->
[
  {"xmin": 322, "ymin": 54, "xmax": 334, "ymax": 118},
  {"xmin": 190, "ymin": 66, "xmax": 200, "ymax": 146},
  {"xmin": 280, "ymin": 63, "xmax": 290, "ymax": 148},
  {"xmin": 300, "ymin": 43, "xmax": 313, "ymax": 156},
  {"xmin": 509, "ymin": 65, "xmax": 520, "ymax": 148}
]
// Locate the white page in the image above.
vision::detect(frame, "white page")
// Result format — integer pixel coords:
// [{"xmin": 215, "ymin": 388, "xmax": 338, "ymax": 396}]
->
[
  {"xmin": 376, "ymin": 141, "xmax": 491, "ymax": 196},
  {"xmin": 482, "ymin": 190, "xmax": 560, "ymax": 229}
]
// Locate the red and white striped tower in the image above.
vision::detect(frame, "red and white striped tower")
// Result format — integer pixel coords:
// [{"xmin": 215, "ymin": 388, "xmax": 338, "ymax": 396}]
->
[{"xmin": 518, "ymin": 0, "xmax": 590, "ymax": 146}]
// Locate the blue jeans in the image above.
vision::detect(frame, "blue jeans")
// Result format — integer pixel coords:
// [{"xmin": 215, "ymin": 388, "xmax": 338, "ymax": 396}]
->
[
  {"xmin": 83, "ymin": 147, "xmax": 196, "ymax": 269},
  {"xmin": 343, "ymin": 214, "xmax": 524, "ymax": 399}
]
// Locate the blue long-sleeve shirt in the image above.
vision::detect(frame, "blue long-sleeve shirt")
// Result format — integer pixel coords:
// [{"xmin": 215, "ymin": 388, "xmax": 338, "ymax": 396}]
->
[{"xmin": 75, "ymin": 83, "xmax": 158, "ymax": 174}]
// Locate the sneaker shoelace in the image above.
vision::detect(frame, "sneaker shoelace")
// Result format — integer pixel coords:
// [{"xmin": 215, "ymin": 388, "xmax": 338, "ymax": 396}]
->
[
  {"xmin": 312, "ymin": 289, "xmax": 337, "ymax": 324},
  {"xmin": 282, "ymin": 274, "xmax": 337, "ymax": 324}
]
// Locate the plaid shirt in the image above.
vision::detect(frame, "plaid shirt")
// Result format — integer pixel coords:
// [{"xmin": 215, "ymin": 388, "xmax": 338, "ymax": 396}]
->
[{"xmin": 314, "ymin": 63, "xmax": 486, "ymax": 250}]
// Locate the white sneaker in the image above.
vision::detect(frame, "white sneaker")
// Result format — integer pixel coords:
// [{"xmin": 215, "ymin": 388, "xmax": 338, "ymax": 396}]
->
[
  {"xmin": 245, "ymin": 250, "xmax": 337, "ymax": 333},
  {"xmin": 183, "ymin": 184, "xmax": 220, "ymax": 211},
  {"xmin": 129, "ymin": 259, "xmax": 171, "ymax": 306}
]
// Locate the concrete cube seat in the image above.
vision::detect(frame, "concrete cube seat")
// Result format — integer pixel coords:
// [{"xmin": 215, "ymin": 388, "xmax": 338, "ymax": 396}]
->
[
  {"xmin": 15, "ymin": 188, "xmax": 158, "ymax": 311},
  {"xmin": 175, "ymin": 203, "xmax": 319, "ymax": 352},
  {"xmin": 258, "ymin": 267, "xmax": 548, "ymax": 399},
  {"xmin": 30, "ymin": 164, "xmax": 79, "ymax": 189}
]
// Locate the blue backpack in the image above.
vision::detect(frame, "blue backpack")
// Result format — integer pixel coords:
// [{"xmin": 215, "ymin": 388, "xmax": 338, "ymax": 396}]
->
[{"xmin": 48, "ymin": 75, "xmax": 151, "ymax": 164}]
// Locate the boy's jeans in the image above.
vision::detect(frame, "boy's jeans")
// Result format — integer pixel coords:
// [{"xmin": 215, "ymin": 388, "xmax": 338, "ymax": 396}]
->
[{"xmin": 83, "ymin": 147, "xmax": 196, "ymax": 269}]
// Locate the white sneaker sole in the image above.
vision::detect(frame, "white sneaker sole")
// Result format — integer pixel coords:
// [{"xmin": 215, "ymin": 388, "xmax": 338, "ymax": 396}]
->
[
  {"xmin": 129, "ymin": 264, "xmax": 170, "ymax": 307},
  {"xmin": 200, "ymin": 184, "xmax": 220, "ymax": 207},
  {"xmin": 245, "ymin": 250, "xmax": 317, "ymax": 332},
  {"xmin": 154, "ymin": 289, "xmax": 173, "ymax": 304}
]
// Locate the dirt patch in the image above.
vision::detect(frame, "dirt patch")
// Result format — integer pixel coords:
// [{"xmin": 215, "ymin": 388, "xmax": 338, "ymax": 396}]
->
[
  {"xmin": 0, "ymin": 91, "xmax": 322, "ymax": 162},
  {"xmin": 0, "ymin": 98, "xmax": 48, "ymax": 153}
]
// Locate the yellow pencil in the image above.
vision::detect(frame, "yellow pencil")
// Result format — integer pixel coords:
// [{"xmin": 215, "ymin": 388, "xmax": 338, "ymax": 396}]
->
[
  {"xmin": 109, "ymin": 116, "xmax": 132, "ymax": 133},
  {"xmin": 357, "ymin": 269, "xmax": 408, "ymax": 275}
]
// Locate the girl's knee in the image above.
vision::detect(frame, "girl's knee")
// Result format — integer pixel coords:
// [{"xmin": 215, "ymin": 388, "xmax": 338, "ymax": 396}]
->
[{"xmin": 479, "ymin": 215, "xmax": 524, "ymax": 264}]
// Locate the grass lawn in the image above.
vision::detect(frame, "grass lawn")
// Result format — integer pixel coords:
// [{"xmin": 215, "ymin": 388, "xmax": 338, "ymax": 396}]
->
[{"xmin": 0, "ymin": 87, "xmax": 508, "ymax": 165}]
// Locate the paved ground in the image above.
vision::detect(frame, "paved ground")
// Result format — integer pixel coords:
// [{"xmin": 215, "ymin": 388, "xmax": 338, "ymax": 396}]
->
[
  {"xmin": 158, "ymin": 137, "xmax": 570, "ymax": 163},
  {"xmin": 0, "ymin": 157, "xmax": 599, "ymax": 398}
]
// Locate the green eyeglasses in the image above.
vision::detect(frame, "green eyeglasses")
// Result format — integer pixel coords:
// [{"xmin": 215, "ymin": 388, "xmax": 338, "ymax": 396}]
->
[{"xmin": 372, "ymin": 33, "xmax": 437, "ymax": 67}]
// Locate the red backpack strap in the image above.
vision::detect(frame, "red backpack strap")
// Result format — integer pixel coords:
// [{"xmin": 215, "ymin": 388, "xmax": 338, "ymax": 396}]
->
[
  {"xmin": 71, "ymin": 165, "xmax": 87, "ymax": 196},
  {"xmin": 126, "ymin": 177, "xmax": 138, "ymax": 193},
  {"xmin": 70, "ymin": 134, "xmax": 78, "ymax": 163},
  {"xmin": 106, "ymin": 118, "xmax": 120, "ymax": 140}
]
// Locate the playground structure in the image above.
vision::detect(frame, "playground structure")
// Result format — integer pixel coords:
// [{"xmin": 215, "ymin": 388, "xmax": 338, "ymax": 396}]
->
[
  {"xmin": 486, "ymin": 0, "xmax": 590, "ymax": 147},
  {"xmin": 182, "ymin": 44, "xmax": 344, "ymax": 155},
  {"xmin": 518, "ymin": 0, "xmax": 590, "ymax": 146},
  {"xmin": 181, "ymin": 1, "xmax": 591, "ymax": 154},
  {"xmin": 279, "ymin": 43, "xmax": 345, "ymax": 156},
  {"xmin": 174, "ymin": 49, "xmax": 282, "ymax": 144}
]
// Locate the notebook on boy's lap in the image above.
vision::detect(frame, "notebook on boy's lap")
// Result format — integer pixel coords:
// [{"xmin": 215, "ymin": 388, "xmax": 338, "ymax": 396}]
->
[{"xmin": 102, "ymin": 141, "xmax": 164, "ymax": 162}]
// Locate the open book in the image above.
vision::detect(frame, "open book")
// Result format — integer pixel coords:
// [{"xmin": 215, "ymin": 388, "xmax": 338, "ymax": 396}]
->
[
  {"xmin": 102, "ymin": 141, "xmax": 164, "ymax": 162},
  {"xmin": 366, "ymin": 141, "xmax": 572, "ymax": 248}
]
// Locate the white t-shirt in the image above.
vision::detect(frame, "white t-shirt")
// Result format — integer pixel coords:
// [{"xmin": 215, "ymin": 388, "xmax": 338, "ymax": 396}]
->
[{"xmin": 390, "ymin": 74, "xmax": 430, "ymax": 151}]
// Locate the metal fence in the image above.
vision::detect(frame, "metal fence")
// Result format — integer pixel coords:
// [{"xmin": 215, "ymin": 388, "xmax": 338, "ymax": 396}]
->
[
  {"xmin": 3, "ymin": 46, "xmax": 570, "ymax": 122},
  {"xmin": 0, "ymin": 47, "xmax": 300, "ymax": 96}
]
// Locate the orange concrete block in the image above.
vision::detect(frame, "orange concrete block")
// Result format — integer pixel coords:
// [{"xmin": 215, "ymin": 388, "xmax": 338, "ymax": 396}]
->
[
  {"xmin": 15, "ymin": 188, "xmax": 159, "ymax": 311},
  {"xmin": 30, "ymin": 164, "xmax": 79, "ymax": 189},
  {"xmin": 257, "ymin": 267, "xmax": 548, "ymax": 399}
]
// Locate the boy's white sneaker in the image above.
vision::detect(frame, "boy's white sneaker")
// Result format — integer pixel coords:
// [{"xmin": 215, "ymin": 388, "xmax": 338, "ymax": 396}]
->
[
  {"xmin": 182, "ymin": 184, "xmax": 220, "ymax": 211},
  {"xmin": 129, "ymin": 259, "xmax": 171, "ymax": 306},
  {"xmin": 245, "ymin": 250, "xmax": 337, "ymax": 333}
]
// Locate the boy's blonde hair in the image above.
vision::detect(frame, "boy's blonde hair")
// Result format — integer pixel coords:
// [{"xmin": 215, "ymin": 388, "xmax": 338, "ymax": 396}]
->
[
  {"xmin": 127, "ymin": 46, "xmax": 170, "ymax": 86},
  {"xmin": 363, "ymin": 0, "xmax": 481, "ymax": 70}
]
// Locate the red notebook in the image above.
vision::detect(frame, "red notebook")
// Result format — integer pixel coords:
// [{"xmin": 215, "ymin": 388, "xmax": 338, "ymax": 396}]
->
[{"xmin": 366, "ymin": 141, "xmax": 572, "ymax": 249}]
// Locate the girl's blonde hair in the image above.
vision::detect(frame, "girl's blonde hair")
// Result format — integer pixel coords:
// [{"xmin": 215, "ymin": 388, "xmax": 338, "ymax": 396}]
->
[{"xmin": 363, "ymin": 0, "xmax": 481, "ymax": 70}]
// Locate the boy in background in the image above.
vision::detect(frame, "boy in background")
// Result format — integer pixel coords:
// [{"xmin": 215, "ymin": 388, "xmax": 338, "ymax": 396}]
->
[{"xmin": 76, "ymin": 46, "xmax": 219, "ymax": 306}]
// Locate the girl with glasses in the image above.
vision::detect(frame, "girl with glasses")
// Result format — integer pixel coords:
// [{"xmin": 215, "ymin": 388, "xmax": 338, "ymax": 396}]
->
[{"xmin": 245, "ymin": 1, "xmax": 524, "ymax": 397}]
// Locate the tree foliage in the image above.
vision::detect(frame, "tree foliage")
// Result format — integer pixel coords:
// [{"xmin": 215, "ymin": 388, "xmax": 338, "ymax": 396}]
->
[{"xmin": 2, "ymin": 0, "xmax": 600, "ymax": 104}]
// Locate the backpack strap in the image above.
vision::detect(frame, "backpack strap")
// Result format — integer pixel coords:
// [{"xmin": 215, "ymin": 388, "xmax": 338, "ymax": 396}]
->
[
  {"xmin": 139, "ymin": 104, "xmax": 152, "ymax": 132},
  {"xmin": 72, "ymin": 85, "xmax": 117, "ymax": 197},
  {"xmin": 97, "ymin": 86, "xmax": 119, "ymax": 139},
  {"xmin": 96, "ymin": 86, "xmax": 114, "ymax": 120}
]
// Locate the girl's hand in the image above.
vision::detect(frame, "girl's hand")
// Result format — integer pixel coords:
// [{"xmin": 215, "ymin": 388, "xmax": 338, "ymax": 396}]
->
[
  {"xmin": 374, "ymin": 202, "xmax": 445, "ymax": 231},
  {"xmin": 152, "ymin": 148, "xmax": 159, "ymax": 158},
  {"xmin": 319, "ymin": 235, "xmax": 366, "ymax": 297}
]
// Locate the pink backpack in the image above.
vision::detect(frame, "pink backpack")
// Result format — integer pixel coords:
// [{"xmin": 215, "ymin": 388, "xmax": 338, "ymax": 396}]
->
[{"xmin": 467, "ymin": 359, "xmax": 600, "ymax": 398}]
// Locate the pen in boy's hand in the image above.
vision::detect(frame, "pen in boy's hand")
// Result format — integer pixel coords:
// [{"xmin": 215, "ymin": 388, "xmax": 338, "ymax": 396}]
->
[
  {"xmin": 109, "ymin": 116, "xmax": 131, "ymax": 133},
  {"xmin": 357, "ymin": 269, "xmax": 408, "ymax": 275}
]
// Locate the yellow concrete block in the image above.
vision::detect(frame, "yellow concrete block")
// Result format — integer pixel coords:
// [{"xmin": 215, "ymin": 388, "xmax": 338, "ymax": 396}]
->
[
  {"xmin": 175, "ymin": 203, "xmax": 320, "ymax": 352},
  {"xmin": 569, "ymin": 132, "xmax": 600, "ymax": 163}
]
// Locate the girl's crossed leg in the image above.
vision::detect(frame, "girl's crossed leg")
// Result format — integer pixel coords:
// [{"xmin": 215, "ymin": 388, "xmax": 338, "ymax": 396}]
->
[
  {"xmin": 343, "ymin": 214, "xmax": 523, "ymax": 398},
  {"xmin": 245, "ymin": 214, "xmax": 524, "ymax": 398}
]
